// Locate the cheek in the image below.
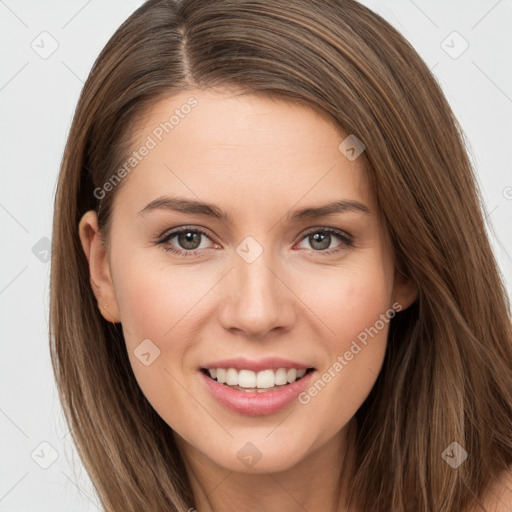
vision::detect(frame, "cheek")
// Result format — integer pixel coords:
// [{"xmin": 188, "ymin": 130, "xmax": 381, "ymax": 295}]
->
[
  {"xmin": 293, "ymin": 257, "xmax": 393, "ymax": 430},
  {"xmin": 109, "ymin": 255, "xmax": 223, "ymax": 405},
  {"xmin": 297, "ymin": 254, "xmax": 393, "ymax": 346},
  {"xmin": 112, "ymin": 256, "xmax": 210, "ymax": 344},
  {"xmin": 110, "ymin": 259, "xmax": 201, "ymax": 421}
]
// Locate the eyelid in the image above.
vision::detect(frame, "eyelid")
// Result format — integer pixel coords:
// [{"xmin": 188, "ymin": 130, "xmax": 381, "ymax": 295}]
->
[
  {"xmin": 295, "ymin": 227, "xmax": 354, "ymax": 253},
  {"xmin": 155, "ymin": 225, "xmax": 354, "ymax": 256},
  {"xmin": 299, "ymin": 226, "xmax": 353, "ymax": 243},
  {"xmin": 156, "ymin": 225, "xmax": 218, "ymax": 247},
  {"xmin": 157, "ymin": 223, "xmax": 209, "ymax": 237}
]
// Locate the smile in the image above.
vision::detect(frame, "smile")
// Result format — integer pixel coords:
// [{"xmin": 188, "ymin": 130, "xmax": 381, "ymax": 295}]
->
[
  {"xmin": 201, "ymin": 367, "xmax": 312, "ymax": 392},
  {"xmin": 199, "ymin": 359, "xmax": 316, "ymax": 416}
]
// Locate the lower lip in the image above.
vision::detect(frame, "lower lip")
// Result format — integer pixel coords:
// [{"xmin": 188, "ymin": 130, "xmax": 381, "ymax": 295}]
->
[{"xmin": 200, "ymin": 370, "xmax": 315, "ymax": 416}]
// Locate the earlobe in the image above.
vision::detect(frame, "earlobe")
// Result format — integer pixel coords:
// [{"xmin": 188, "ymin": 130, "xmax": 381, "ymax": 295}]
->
[
  {"xmin": 392, "ymin": 267, "xmax": 418, "ymax": 312},
  {"xmin": 78, "ymin": 210, "xmax": 121, "ymax": 323}
]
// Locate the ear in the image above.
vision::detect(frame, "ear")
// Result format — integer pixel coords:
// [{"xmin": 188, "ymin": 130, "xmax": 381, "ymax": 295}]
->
[
  {"xmin": 391, "ymin": 266, "xmax": 418, "ymax": 312},
  {"xmin": 78, "ymin": 210, "xmax": 121, "ymax": 323}
]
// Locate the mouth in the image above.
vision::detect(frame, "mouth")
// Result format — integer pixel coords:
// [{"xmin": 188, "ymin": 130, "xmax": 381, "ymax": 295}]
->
[{"xmin": 200, "ymin": 367, "xmax": 315, "ymax": 393}]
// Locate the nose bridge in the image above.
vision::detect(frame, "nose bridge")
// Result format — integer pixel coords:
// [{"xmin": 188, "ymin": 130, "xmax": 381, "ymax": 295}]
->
[{"xmin": 219, "ymin": 237, "xmax": 295, "ymax": 337}]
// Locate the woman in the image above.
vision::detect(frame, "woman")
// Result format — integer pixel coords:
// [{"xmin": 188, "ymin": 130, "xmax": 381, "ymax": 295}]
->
[{"xmin": 49, "ymin": 0, "xmax": 512, "ymax": 510}]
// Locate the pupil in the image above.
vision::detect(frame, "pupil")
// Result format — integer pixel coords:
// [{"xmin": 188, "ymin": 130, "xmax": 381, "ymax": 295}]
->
[
  {"xmin": 179, "ymin": 232, "xmax": 200, "ymax": 249},
  {"xmin": 310, "ymin": 232, "xmax": 330, "ymax": 250}
]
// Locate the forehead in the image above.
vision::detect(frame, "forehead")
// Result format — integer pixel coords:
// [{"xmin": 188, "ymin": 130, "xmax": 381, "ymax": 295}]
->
[{"xmin": 113, "ymin": 88, "xmax": 373, "ymax": 218}]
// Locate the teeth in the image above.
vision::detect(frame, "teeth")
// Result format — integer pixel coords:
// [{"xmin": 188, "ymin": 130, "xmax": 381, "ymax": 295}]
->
[
  {"xmin": 216, "ymin": 368, "xmax": 226, "ymax": 384},
  {"xmin": 226, "ymin": 368, "xmax": 238, "ymax": 385},
  {"xmin": 275, "ymin": 368, "xmax": 288, "ymax": 385},
  {"xmin": 206, "ymin": 367, "xmax": 309, "ymax": 388},
  {"xmin": 287, "ymin": 368, "xmax": 297, "ymax": 383},
  {"xmin": 256, "ymin": 369, "xmax": 274, "ymax": 389},
  {"xmin": 239, "ymin": 369, "xmax": 256, "ymax": 388}
]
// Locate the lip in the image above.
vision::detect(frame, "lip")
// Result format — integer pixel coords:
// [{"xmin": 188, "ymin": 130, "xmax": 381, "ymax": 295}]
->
[
  {"xmin": 200, "ymin": 357, "xmax": 312, "ymax": 372},
  {"xmin": 200, "ymin": 368, "xmax": 315, "ymax": 416}
]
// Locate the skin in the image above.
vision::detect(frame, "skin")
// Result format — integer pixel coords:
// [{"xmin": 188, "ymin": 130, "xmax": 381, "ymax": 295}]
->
[{"xmin": 79, "ymin": 88, "xmax": 418, "ymax": 511}]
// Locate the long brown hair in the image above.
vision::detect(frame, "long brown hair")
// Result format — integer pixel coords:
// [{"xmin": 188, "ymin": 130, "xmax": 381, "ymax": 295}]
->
[{"xmin": 49, "ymin": 0, "xmax": 512, "ymax": 510}]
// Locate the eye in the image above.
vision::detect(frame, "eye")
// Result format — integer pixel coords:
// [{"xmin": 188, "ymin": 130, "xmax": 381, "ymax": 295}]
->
[
  {"xmin": 155, "ymin": 225, "xmax": 354, "ymax": 258},
  {"xmin": 296, "ymin": 228, "xmax": 353, "ymax": 254},
  {"xmin": 156, "ymin": 227, "xmax": 217, "ymax": 257}
]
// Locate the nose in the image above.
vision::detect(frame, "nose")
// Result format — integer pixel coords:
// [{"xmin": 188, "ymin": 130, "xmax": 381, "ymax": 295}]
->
[{"xmin": 218, "ymin": 247, "xmax": 296, "ymax": 339}]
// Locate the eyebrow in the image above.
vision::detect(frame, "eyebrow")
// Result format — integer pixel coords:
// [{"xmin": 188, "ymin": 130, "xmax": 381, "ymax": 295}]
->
[{"xmin": 138, "ymin": 196, "xmax": 371, "ymax": 223}]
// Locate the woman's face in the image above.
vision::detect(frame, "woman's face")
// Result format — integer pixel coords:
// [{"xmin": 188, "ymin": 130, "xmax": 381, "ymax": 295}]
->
[{"xmin": 80, "ymin": 88, "xmax": 416, "ymax": 474}]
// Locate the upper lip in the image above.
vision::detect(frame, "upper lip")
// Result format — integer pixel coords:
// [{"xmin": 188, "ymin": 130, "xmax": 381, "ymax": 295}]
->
[{"xmin": 201, "ymin": 357, "xmax": 314, "ymax": 372}]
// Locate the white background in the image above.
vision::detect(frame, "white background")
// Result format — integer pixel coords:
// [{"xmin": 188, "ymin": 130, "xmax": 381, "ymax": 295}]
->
[{"xmin": 1, "ymin": 1, "xmax": 511, "ymax": 510}]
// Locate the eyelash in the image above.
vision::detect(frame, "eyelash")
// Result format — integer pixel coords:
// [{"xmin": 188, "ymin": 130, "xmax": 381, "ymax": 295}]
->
[{"xmin": 155, "ymin": 225, "xmax": 354, "ymax": 258}]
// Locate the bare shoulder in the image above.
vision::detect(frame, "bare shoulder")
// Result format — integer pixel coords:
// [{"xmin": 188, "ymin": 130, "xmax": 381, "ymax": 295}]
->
[{"xmin": 477, "ymin": 467, "xmax": 512, "ymax": 512}]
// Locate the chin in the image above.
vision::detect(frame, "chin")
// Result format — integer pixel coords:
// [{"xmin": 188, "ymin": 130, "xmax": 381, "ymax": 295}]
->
[{"xmin": 204, "ymin": 434, "xmax": 312, "ymax": 474}]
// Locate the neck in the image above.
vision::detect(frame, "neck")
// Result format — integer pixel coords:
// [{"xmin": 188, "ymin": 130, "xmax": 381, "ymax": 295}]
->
[{"xmin": 178, "ymin": 418, "xmax": 358, "ymax": 512}]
